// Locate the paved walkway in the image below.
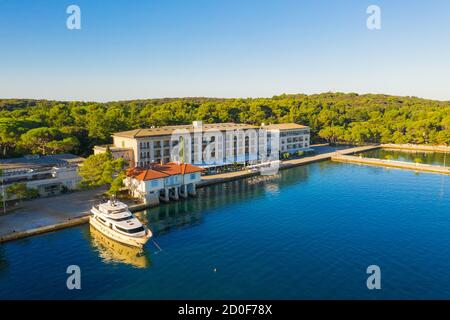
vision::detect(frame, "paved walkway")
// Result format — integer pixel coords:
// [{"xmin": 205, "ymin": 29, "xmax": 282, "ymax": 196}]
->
[
  {"xmin": 333, "ymin": 154, "xmax": 450, "ymax": 175},
  {"xmin": 381, "ymin": 144, "xmax": 450, "ymax": 153},
  {"xmin": 0, "ymin": 188, "xmax": 105, "ymax": 240}
]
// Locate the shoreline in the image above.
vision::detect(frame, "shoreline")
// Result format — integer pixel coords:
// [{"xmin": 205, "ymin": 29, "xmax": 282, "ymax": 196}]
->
[
  {"xmin": 0, "ymin": 201, "xmax": 156, "ymax": 244},
  {"xmin": 3, "ymin": 143, "xmax": 447, "ymax": 244},
  {"xmin": 332, "ymin": 154, "xmax": 450, "ymax": 175},
  {"xmin": 0, "ymin": 144, "xmax": 379, "ymax": 244}
]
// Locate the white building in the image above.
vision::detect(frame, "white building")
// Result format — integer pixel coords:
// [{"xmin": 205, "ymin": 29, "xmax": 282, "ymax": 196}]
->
[
  {"xmin": 261, "ymin": 123, "xmax": 311, "ymax": 155},
  {"xmin": 97, "ymin": 121, "xmax": 311, "ymax": 170},
  {"xmin": 93, "ymin": 145, "xmax": 134, "ymax": 165},
  {"xmin": 124, "ymin": 162, "xmax": 204, "ymax": 205},
  {"xmin": 0, "ymin": 154, "xmax": 84, "ymax": 199}
]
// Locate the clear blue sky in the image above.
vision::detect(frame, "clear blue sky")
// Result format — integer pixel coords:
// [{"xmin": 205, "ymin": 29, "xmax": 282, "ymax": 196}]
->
[{"xmin": 1, "ymin": 0, "xmax": 449, "ymax": 101}]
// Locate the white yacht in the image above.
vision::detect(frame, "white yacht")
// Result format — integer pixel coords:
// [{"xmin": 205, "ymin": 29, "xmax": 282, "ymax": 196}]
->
[{"xmin": 89, "ymin": 200, "xmax": 152, "ymax": 248}]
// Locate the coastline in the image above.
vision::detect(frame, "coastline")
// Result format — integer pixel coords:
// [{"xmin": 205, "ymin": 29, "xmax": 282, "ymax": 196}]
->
[
  {"xmin": 3, "ymin": 143, "xmax": 446, "ymax": 244},
  {"xmin": 0, "ymin": 201, "xmax": 156, "ymax": 244},
  {"xmin": 332, "ymin": 154, "xmax": 450, "ymax": 175},
  {"xmin": 0, "ymin": 144, "xmax": 378, "ymax": 244}
]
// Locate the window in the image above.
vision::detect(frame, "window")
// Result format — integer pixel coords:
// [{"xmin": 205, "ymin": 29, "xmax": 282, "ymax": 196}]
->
[
  {"xmin": 110, "ymin": 216, "xmax": 133, "ymax": 222},
  {"xmin": 116, "ymin": 225, "xmax": 145, "ymax": 234},
  {"xmin": 97, "ymin": 216, "xmax": 107, "ymax": 223},
  {"xmin": 190, "ymin": 173, "xmax": 197, "ymax": 180},
  {"xmin": 151, "ymin": 180, "xmax": 159, "ymax": 187}
]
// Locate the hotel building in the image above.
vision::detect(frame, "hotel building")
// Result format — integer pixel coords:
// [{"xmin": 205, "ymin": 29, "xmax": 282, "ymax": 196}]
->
[
  {"xmin": 95, "ymin": 121, "xmax": 311, "ymax": 169},
  {"xmin": 124, "ymin": 162, "xmax": 204, "ymax": 205}
]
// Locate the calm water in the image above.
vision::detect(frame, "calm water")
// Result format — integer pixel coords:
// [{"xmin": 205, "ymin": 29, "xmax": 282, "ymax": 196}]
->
[
  {"xmin": 360, "ymin": 149, "xmax": 450, "ymax": 167},
  {"xmin": 1, "ymin": 161, "xmax": 450, "ymax": 299}
]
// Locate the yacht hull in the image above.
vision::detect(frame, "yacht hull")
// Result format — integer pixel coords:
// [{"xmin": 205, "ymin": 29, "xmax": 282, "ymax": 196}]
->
[{"xmin": 89, "ymin": 216, "xmax": 152, "ymax": 249}]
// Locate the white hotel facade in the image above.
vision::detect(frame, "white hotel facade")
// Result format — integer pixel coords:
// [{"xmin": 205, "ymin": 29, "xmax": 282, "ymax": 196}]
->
[{"xmin": 95, "ymin": 121, "xmax": 311, "ymax": 170}]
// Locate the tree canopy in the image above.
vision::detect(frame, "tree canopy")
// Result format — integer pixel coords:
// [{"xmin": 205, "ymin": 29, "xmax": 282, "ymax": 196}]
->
[
  {"xmin": 0, "ymin": 93, "xmax": 449, "ymax": 159},
  {"xmin": 78, "ymin": 152, "xmax": 126, "ymax": 195}
]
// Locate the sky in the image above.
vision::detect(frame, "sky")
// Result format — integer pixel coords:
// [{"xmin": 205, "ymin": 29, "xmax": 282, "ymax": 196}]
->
[{"xmin": 0, "ymin": 0, "xmax": 449, "ymax": 102}]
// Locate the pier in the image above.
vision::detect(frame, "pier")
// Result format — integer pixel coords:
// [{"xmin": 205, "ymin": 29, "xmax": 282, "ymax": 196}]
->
[
  {"xmin": 13, "ymin": 143, "xmax": 450, "ymax": 244},
  {"xmin": 199, "ymin": 144, "xmax": 381, "ymax": 187},
  {"xmin": 280, "ymin": 145, "xmax": 380, "ymax": 169},
  {"xmin": 381, "ymin": 144, "xmax": 450, "ymax": 153},
  {"xmin": 332, "ymin": 154, "xmax": 450, "ymax": 175}
]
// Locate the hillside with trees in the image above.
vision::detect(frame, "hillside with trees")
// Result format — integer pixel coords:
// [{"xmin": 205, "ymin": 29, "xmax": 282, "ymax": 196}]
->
[{"xmin": 1, "ymin": 93, "xmax": 449, "ymax": 158}]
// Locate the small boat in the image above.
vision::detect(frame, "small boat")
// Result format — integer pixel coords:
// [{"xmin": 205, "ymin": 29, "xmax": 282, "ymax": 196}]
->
[
  {"xmin": 246, "ymin": 160, "xmax": 281, "ymax": 175},
  {"xmin": 89, "ymin": 200, "xmax": 152, "ymax": 248}
]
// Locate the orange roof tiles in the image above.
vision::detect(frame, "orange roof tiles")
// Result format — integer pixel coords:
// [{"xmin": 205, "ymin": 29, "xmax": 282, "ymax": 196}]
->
[
  {"xmin": 149, "ymin": 163, "xmax": 182, "ymax": 175},
  {"xmin": 179, "ymin": 163, "xmax": 205, "ymax": 174},
  {"xmin": 125, "ymin": 167, "xmax": 168, "ymax": 181},
  {"xmin": 126, "ymin": 162, "xmax": 205, "ymax": 181}
]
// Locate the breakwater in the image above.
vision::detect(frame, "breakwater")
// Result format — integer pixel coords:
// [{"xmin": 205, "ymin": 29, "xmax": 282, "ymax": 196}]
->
[{"xmin": 332, "ymin": 154, "xmax": 450, "ymax": 175}]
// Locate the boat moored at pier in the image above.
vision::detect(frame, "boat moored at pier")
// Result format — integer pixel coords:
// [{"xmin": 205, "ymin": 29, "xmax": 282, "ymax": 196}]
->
[{"xmin": 89, "ymin": 200, "xmax": 152, "ymax": 248}]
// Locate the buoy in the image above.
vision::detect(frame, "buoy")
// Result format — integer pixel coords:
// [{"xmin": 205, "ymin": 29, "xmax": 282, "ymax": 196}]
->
[{"xmin": 214, "ymin": 268, "xmax": 217, "ymax": 272}]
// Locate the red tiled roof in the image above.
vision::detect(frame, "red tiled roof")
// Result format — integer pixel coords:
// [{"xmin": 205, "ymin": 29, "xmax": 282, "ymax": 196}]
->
[
  {"xmin": 150, "ymin": 163, "xmax": 182, "ymax": 175},
  {"xmin": 179, "ymin": 163, "xmax": 205, "ymax": 174},
  {"xmin": 126, "ymin": 162, "xmax": 204, "ymax": 181},
  {"xmin": 126, "ymin": 167, "xmax": 168, "ymax": 181}
]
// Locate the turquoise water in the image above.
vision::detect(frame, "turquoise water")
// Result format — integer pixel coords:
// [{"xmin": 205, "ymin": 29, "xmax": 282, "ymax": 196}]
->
[
  {"xmin": 360, "ymin": 149, "xmax": 450, "ymax": 167},
  {"xmin": 0, "ymin": 161, "xmax": 449, "ymax": 299}
]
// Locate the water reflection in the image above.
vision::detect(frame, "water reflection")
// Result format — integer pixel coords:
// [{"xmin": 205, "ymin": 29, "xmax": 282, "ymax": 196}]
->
[
  {"xmin": 86, "ymin": 165, "xmax": 311, "ymax": 267},
  {"xmin": 145, "ymin": 204, "xmax": 203, "ymax": 235},
  {"xmin": 141, "ymin": 165, "xmax": 310, "ymax": 234},
  {"xmin": 88, "ymin": 226, "xmax": 151, "ymax": 269},
  {"xmin": 0, "ymin": 247, "xmax": 8, "ymax": 274},
  {"xmin": 361, "ymin": 149, "xmax": 450, "ymax": 167}
]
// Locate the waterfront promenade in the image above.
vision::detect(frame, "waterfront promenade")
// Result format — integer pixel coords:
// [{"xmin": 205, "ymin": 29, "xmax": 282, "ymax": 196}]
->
[
  {"xmin": 0, "ymin": 144, "xmax": 380, "ymax": 243},
  {"xmin": 332, "ymin": 154, "xmax": 450, "ymax": 175},
  {"xmin": 381, "ymin": 144, "xmax": 450, "ymax": 153},
  {"xmin": 199, "ymin": 144, "xmax": 380, "ymax": 187},
  {"xmin": 0, "ymin": 188, "xmax": 105, "ymax": 242}
]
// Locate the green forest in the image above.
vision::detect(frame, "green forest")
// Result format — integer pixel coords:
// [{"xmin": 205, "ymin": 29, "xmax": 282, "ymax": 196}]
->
[{"xmin": 1, "ymin": 92, "xmax": 449, "ymax": 159}]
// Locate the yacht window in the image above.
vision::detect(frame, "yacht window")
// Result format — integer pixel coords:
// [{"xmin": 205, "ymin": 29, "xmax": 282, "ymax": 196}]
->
[
  {"xmin": 116, "ymin": 225, "xmax": 145, "ymax": 234},
  {"xmin": 108, "ymin": 209, "xmax": 127, "ymax": 214},
  {"xmin": 97, "ymin": 217, "xmax": 107, "ymax": 223},
  {"xmin": 110, "ymin": 216, "xmax": 133, "ymax": 222}
]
